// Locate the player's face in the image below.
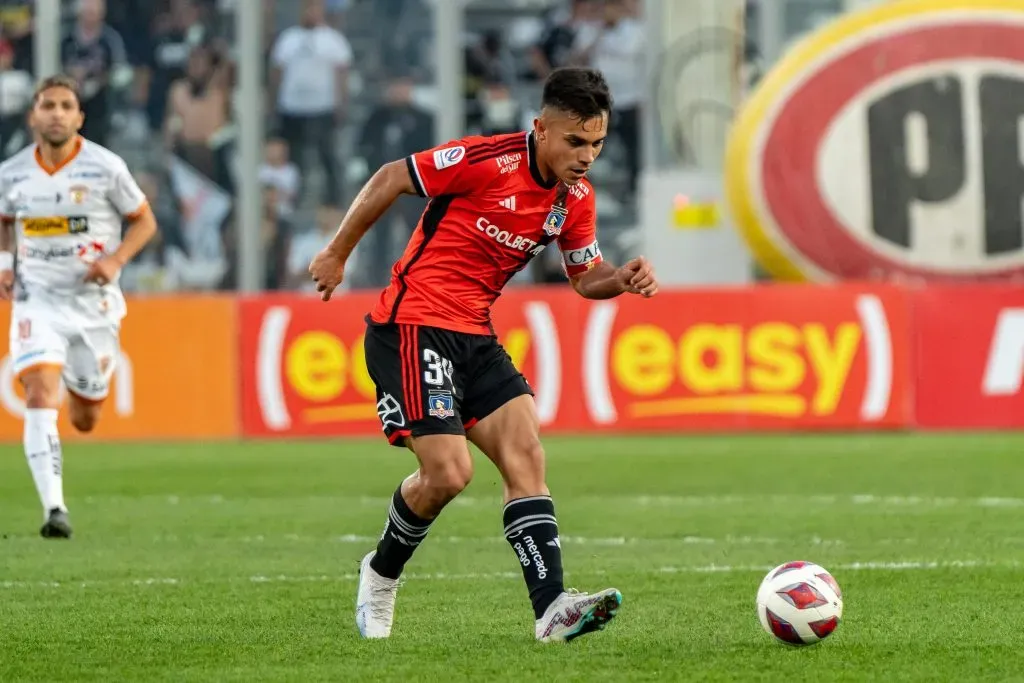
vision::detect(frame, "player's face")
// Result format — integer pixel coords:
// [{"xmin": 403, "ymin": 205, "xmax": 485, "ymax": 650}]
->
[
  {"xmin": 535, "ymin": 109, "xmax": 608, "ymax": 185},
  {"xmin": 31, "ymin": 87, "xmax": 84, "ymax": 147}
]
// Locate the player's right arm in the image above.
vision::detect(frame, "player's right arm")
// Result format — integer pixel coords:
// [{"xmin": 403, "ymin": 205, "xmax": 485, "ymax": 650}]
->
[
  {"xmin": 308, "ymin": 159, "xmax": 418, "ymax": 301},
  {"xmin": 0, "ymin": 216, "xmax": 13, "ymax": 301},
  {"xmin": 310, "ymin": 139, "xmax": 485, "ymax": 301},
  {"xmin": 0, "ymin": 172, "xmax": 14, "ymax": 301}
]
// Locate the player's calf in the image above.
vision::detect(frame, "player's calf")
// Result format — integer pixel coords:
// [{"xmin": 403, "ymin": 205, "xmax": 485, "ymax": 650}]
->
[
  {"xmin": 492, "ymin": 432, "xmax": 547, "ymax": 501},
  {"xmin": 19, "ymin": 366, "xmax": 67, "ymax": 524},
  {"xmin": 68, "ymin": 394, "xmax": 103, "ymax": 433},
  {"xmin": 468, "ymin": 397, "xmax": 566, "ymax": 620}
]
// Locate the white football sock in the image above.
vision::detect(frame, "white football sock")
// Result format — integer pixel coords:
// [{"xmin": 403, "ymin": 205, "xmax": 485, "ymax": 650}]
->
[{"xmin": 24, "ymin": 408, "xmax": 65, "ymax": 516}]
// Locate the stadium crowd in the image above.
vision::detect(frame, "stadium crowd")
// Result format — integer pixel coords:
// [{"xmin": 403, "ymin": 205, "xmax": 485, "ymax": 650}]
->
[{"xmin": 0, "ymin": 0, "xmax": 646, "ymax": 293}]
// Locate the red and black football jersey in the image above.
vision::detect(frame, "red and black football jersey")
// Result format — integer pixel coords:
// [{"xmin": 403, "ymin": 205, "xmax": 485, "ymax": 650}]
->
[{"xmin": 368, "ymin": 131, "xmax": 603, "ymax": 335}]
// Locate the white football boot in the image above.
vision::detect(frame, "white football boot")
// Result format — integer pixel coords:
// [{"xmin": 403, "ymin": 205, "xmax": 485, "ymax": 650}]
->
[
  {"xmin": 535, "ymin": 588, "xmax": 622, "ymax": 643},
  {"xmin": 355, "ymin": 552, "xmax": 401, "ymax": 638}
]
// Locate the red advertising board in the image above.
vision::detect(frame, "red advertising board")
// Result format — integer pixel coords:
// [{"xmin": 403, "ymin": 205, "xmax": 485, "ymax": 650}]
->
[
  {"xmin": 238, "ymin": 290, "xmax": 587, "ymax": 437},
  {"xmin": 577, "ymin": 285, "xmax": 911, "ymax": 431},
  {"xmin": 239, "ymin": 293, "xmax": 379, "ymax": 438},
  {"xmin": 913, "ymin": 285, "xmax": 1024, "ymax": 428},
  {"xmin": 239, "ymin": 285, "xmax": 911, "ymax": 437}
]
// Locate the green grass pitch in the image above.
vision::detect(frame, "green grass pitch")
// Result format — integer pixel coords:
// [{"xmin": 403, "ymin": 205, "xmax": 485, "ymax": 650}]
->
[{"xmin": 2, "ymin": 434, "xmax": 1024, "ymax": 681}]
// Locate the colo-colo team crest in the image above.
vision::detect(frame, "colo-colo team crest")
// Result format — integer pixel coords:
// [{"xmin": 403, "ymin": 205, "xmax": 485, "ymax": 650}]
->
[{"xmin": 726, "ymin": 0, "xmax": 1024, "ymax": 282}]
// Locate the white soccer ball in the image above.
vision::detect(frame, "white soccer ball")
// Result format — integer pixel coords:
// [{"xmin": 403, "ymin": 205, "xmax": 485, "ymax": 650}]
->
[{"xmin": 756, "ymin": 561, "xmax": 843, "ymax": 646}]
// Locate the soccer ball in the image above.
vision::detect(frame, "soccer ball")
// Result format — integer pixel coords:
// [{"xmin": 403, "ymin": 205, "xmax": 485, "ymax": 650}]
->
[{"xmin": 756, "ymin": 561, "xmax": 843, "ymax": 646}]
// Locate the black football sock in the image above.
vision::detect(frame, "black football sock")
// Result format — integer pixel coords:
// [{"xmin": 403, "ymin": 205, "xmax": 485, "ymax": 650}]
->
[
  {"xmin": 503, "ymin": 495, "xmax": 565, "ymax": 619},
  {"xmin": 369, "ymin": 486, "xmax": 434, "ymax": 580}
]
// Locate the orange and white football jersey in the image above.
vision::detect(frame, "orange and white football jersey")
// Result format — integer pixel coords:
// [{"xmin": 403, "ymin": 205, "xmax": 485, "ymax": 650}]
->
[{"xmin": 0, "ymin": 136, "xmax": 147, "ymax": 297}]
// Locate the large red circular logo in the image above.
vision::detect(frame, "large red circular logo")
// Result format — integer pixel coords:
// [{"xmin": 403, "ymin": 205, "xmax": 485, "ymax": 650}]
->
[{"xmin": 726, "ymin": 0, "xmax": 1024, "ymax": 282}]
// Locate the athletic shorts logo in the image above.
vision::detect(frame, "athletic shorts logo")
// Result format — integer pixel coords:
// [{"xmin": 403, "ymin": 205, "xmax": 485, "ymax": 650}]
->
[
  {"xmin": 427, "ymin": 390, "xmax": 455, "ymax": 419},
  {"xmin": 432, "ymin": 146, "xmax": 466, "ymax": 170},
  {"xmin": 376, "ymin": 393, "xmax": 406, "ymax": 430}
]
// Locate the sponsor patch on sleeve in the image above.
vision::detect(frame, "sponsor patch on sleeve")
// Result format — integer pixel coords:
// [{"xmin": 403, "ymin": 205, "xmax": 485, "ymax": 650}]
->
[{"xmin": 432, "ymin": 146, "xmax": 466, "ymax": 170}]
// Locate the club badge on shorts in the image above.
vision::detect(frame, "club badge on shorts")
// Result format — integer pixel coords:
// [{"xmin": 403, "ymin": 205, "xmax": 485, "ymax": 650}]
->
[{"xmin": 427, "ymin": 390, "xmax": 454, "ymax": 419}]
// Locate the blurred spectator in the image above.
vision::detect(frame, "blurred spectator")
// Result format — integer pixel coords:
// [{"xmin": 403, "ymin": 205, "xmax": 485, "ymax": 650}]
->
[
  {"xmin": 0, "ymin": 0, "xmax": 33, "ymax": 74},
  {"xmin": 466, "ymin": 31, "xmax": 520, "ymax": 136},
  {"xmin": 135, "ymin": 0, "xmax": 212, "ymax": 135},
  {"xmin": 528, "ymin": 0, "xmax": 600, "ymax": 79},
  {"xmin": 573, "ymin": 0, "xmax": 644, "ymax": 198},
  {"xmin": 324, "ymin": 0, "xmax": 351, "ymax": 30},
  {"xmin": 269, "ymin": 0, "xmax": 351, "ymax": 207},
  {"xmin": 284, "ymin": 205, "xmax": 347, "ymax": 292},
  {"xmin": 467, "ymin": 30, "xmax": 517, "ymax": 90},
  {"xmin": 216, "ymin": 182, "xmax": 291, "ymax": 292},
  {"xmin": 61, "ymin": 0, "xmax": 129, "ymax": 147},
  {"xmin": 120, "ymin": 169, "xmax": 190, "ymax": 292},
  {"xmin": 0, "ymin": 38, "xmax": 32, "ymax": 155},
  {"xmin": 164, "ymin": 41, "xmax": 233, "ymax": 190},
  {"xmin": 355, "ymin": 77, "xmax": 433, "ymax": 288},
  {"xmin": 259, "ymin": 184, "xmax": 292, "ymax": 290},
  {"xmin": 259, "ymin": 136, "xmax": 300, "ymax": 218}
]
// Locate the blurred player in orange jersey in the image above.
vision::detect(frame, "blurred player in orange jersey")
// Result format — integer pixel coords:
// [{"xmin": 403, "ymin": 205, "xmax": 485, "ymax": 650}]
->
[{"xmin": 0, "ymin": 75, "xmax": 158, "ymax": 538}]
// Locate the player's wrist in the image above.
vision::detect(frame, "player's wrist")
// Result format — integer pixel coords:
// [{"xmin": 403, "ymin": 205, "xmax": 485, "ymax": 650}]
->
[
  {"xmin": 0, "ymin": 251, "xmax": 13, "ymax": 271},
  {"xmin": 326, "ymin": 240, "xmax": 350, "ymax": 261}
]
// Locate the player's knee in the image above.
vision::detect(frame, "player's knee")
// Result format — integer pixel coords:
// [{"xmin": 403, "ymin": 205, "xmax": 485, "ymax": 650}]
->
[
  {"xmin": 21, "ymin": 374, "xmax": 61, "ymax": 409},
  {"xmin": 423, "ymin": 454, "xmax": 474, "ymax": 501}
]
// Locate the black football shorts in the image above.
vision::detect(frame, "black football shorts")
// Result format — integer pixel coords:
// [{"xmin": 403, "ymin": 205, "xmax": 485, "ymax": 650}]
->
[{"xmin": 363, "ymin": 320, "xmax": 534, "ymax": 447}]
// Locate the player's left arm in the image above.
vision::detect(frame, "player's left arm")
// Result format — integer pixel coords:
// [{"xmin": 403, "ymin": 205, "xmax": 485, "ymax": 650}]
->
[
  {"xmin": 560, "ymin": 190, "xmax": 658, "ymax": 299},
  {"xmin": 570, "ymin": 257, "xmax": 658, "ymax": 300},
  {"xmin": 110, "ymin": 160, "xmax": 157, "ymax": 266},
  {"xmin": 111, "ymin": 202, "xmax": 158, "ymax": 268},
  {"xmin": 86, "ymin": 161, "xmax": 157, "ymax": 284}
]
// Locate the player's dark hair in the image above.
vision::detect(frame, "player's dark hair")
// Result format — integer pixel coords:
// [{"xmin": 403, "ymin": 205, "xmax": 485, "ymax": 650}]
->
[
  {"xmin": 541, "ymin": 67, "xmax": 613, "ymax": 122},
  {"xmin": 33, "ymin": 74, "xmax": 81, "ymax": 108}
]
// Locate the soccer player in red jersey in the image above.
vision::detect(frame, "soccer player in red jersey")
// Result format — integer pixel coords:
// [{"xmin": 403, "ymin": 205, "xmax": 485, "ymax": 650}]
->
[{"xmin": 309, "ymin": 68, "xmax": 658, "ymax": 642}]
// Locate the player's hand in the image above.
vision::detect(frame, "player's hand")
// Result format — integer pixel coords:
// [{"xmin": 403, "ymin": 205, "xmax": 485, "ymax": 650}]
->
[
  {"xmin": 309, "ymin": 247, "xmax": 346, "ymax": 302},
  {"xmin": 618, "ymin": 256, "xmax": 659, "ymax": 298},
  {"xmin": 83, "ymin": 256, "xmax": 121, "ymax": 286},
  {"xmin": 0, "ymin": 269, "xmax": 13, "ymax": 301}
]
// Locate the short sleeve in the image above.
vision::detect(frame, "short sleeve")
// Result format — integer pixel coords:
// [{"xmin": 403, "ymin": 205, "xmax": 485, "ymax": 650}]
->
[
  {"xmin": 270, "ymin": 30, "xmax": 293, "ymax": 67},
  {"xmin": 557, "ymin": 187, "xmax": 603, "ymax": 277},
  {"xmin": 108, "ymin": 160, "xmax": 149, "ymax": 219},
  {"xmin": 406, "ymin": 138, "xmax": 491, "ymax": 198},
  {"xmin": 329, "ymin": 31, "xmax": 353, "ymax": 66}
]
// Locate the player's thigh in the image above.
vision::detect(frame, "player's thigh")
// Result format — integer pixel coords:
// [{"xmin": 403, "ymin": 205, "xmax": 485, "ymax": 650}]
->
[
  {"xmin": 63, "ymin": 325, "xmax": 119, "ymax": 404},
  {"xmin": 363, "ymin": 322, "xmax": 468, "ymax": 448},
  {"xmin": 463, "ymin": 342, "xmax": 544, "ymax": 483},
  {"xmin": 9, "ymin": 305, "xmax": 67, "ymax": 404}
]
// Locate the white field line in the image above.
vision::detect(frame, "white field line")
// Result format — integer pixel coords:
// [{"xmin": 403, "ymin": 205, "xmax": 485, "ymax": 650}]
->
[
  {"xmin": 83, "ymin": 494, "xmax": 1024, "ymax": 508},
  {"xmin": 166, "ymin": 534, "xmax": 1024, "ymax": 548},
  {"xmin": 2, "ymin": 559, "xmax": 1020, "ymax": 591}
]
